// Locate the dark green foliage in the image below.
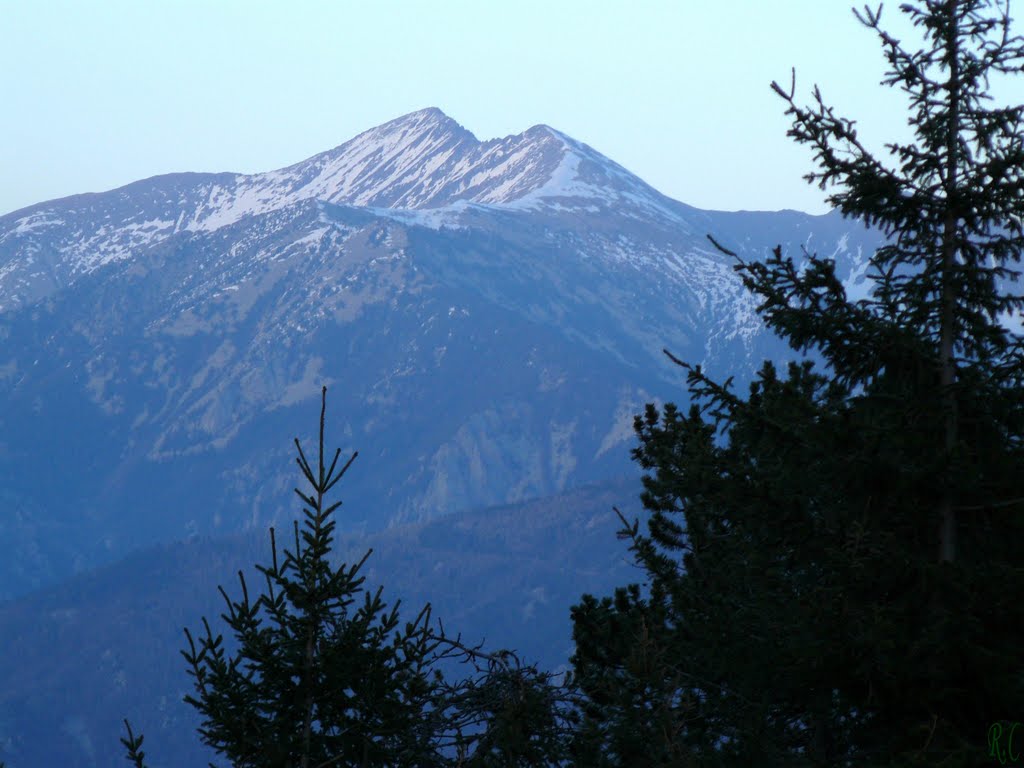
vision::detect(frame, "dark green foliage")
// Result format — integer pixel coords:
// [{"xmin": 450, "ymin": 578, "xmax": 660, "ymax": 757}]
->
[
  {"xmin": 442, "ymin": 649, "xmax": 573, "ymax": 767},
  {"xmin": 120, "ymin": 719, "xmax": 147, "ymax": 768},
  {"xmin": 180, "ymin": 387, "xmax": 453, "ymax": 767},
  {"xmin": 570, "ymin": 1, "xmax": 1024, "ymax": 765},
  {"xmin": 570, "ymin": 582, "xmax": 696, "ymax": 768},
  {"xmin": 126, "ymin": 386, "xmax": 452, "ymax": 767}
]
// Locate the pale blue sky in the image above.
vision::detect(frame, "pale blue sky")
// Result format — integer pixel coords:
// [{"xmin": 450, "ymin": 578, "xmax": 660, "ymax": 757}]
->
[{"xmin": 1, "ymin": 2, "xmax": 940, "ymax": 216}]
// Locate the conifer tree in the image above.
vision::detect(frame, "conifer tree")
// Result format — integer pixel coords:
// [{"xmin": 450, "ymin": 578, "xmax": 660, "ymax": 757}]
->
[
  {"xmin": 441, "ymin": 648, "xmax": 574, "ymax": 767},
  {"xmin": 124, "ymin": 387, "xmax": 453, "ymax": 767},
  {"xmin": 571, "ymin": 1, "xmax": 1024, "ymax": 765},
  {"xmin": 122, "ymin": 387, "xmax": 572, "ymax": 767}
]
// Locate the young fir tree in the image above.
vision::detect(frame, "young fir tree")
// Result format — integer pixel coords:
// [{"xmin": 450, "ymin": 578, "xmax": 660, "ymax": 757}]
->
[
  {"xmin": 124, "ymin": 387, "xmax": 451, "ymax": 767},
  {"xmin": 122, "ymin": 387, "xmax": 573, "ymax": 768},
  {"xmin": 570, "ymin": 1, "xmax": 1024, "ymax": 765}
]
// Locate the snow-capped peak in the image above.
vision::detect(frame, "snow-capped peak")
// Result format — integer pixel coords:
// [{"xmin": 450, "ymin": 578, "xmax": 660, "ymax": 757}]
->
[{"xmin": 185, "ymin": 108, "xmax": 691, "ymax": 228}]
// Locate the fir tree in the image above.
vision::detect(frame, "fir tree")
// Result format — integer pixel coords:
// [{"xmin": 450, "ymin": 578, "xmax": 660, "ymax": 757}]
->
[
  {"xmin": 571, "ymin": 1, "xmax": 1024, "ymax": 765},
  {"xmin": 125, "ymin": 387, "xmax": 452, "ymax": 767},
  {"xmin": 122, "ymin": 387, "xmax": 571, "ymax": 767}
]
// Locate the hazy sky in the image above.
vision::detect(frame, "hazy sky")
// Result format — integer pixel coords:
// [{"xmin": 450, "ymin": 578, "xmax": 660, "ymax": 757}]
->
[{"xmin": 0, "ymin": 2, "xmax": 951, "ymax": 217}]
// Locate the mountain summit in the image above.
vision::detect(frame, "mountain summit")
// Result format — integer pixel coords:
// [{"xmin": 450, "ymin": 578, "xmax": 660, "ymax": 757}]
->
[{"xmin": 211, "ymin": 107, "xmax": 690, "ymax": 220}]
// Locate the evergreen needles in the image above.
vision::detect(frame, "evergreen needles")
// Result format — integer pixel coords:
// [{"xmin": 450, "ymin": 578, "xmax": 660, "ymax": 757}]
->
[{"xmin": 569, "ymin": 1, "xmax": 1024, "ymax": 765}]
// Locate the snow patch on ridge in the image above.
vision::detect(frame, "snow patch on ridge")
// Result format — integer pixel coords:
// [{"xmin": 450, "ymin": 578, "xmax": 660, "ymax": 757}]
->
[{"xmin": 10, "ymin": 212, "xmax": 66, "ymax": 236}]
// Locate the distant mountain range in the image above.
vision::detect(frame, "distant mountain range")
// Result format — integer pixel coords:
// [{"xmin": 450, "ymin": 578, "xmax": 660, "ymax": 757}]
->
[{"xmin": 0, "ymin": 108, "xmax": 883, "ymax": 603}]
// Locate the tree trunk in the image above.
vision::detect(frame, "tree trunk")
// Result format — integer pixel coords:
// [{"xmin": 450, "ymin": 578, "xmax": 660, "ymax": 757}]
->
[{"xmin": 938, "ymin": 3, "xmax": 961, "ymax": 564}]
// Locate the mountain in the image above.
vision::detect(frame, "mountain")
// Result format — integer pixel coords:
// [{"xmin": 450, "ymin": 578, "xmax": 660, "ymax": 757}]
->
[{"xmin": 0, "ymin": 108, "xmax": 884, "ymax": 600}]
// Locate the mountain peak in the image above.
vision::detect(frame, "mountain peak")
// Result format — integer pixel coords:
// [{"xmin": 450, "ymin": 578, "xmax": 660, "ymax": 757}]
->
[
  {"xmin": 277, "ymin": 109, "xmax": 572, "ymax": 210},
  {"xmin": 384, "ymin": 106, "xmax": 466, "ymax": 129},
  {"xmin": 355, "ymin": 107, "xmax": 476, "ymax": 146},
  {"xmin": 523, "ymin": 123, "xmax": 561, "ymax": 138},
  {"xmin": 262, "ymin": 110, "xmax": 684, "ymax": 221}
]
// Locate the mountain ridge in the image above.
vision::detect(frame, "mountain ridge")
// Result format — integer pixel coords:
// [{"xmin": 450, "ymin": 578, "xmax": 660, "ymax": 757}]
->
[{"xmin": 1, "ymin": 108, "xmax": 700, "ymax": 311}]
